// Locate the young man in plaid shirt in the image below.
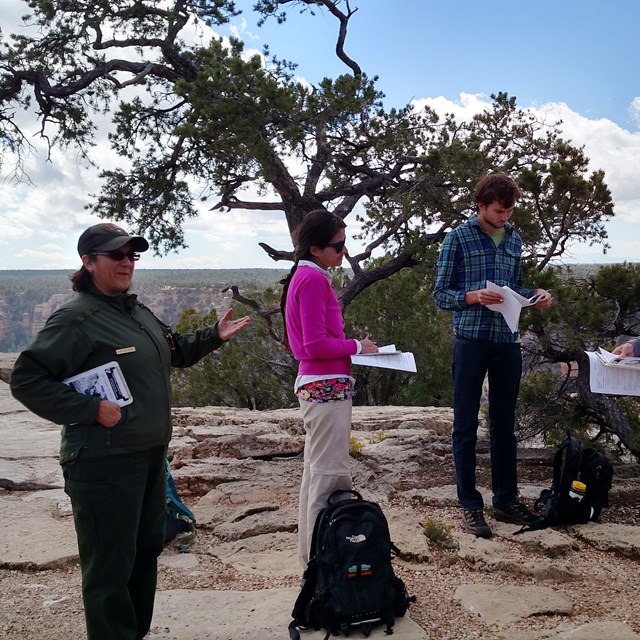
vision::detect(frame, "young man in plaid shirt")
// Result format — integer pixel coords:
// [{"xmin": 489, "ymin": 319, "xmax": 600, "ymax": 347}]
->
[{"xmin": 433, "ymin": 174, "xmax": 553, "ymax": 537}]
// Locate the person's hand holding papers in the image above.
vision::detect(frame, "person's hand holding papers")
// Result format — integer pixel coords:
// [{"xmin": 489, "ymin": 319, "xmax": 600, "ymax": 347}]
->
[
  {"xmin": 471, "ymin": 282, "xmax": 552, "ymax": 310},
  {"xmin": 359, "ymin": 338, "xmax": 379, "ymax": 354},
  {"xmin": 613, "ymin": 342, "xmax": 636, "ymax": 357},
  {"xmin": 351, "ymin": 344, "xmax": 417, "ymax": 373},
  {"xmin": 587, "ymin": 347, "xmax": 640, "ymax": 396}
]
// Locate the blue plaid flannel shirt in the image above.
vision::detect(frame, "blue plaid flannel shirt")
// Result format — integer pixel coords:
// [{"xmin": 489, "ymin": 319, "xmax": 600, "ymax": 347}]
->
[{"xmin": 433, "ymin": 215, "xmax": 535, "ymax": 343}]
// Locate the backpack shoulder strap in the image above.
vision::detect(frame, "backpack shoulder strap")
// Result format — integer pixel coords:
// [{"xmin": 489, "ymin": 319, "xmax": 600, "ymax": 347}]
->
[
  {"xmin": 557, "ymin": 430, "xmax": 582, "ymax": 490},
  {"xmin": 576, "ymin": 443, "xmax": 585, "ymax": 481},
  {"xmin": 513, "ymin": 516, "xmax": 550, "ymax": 535}
]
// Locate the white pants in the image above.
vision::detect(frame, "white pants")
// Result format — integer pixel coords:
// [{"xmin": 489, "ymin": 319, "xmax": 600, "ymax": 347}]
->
[{"xmin": 297, "ymin": 397, "xmax": 353, "ymax": 568}]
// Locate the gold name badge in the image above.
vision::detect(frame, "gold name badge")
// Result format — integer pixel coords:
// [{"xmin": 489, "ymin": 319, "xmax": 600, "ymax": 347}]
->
[{"xmin": 115, "ymin": 347, "xmax": 137, "ymax": 355}]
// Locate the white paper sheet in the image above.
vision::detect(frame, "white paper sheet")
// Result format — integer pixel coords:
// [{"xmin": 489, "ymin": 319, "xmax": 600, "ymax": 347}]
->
[
  {"xmin": 485, "ymin": 280, "xmax": 537, "ymax": 333},
  {"xmin": 351, "ymin": 344, "xmax": 417, "ymax": 373},
  {"xmin": 595, "ymin": 347, "xmax": 640, "ymax": 369},
  {"xmin": 586, "ymin": 350, "xmax": 640, "ymax": 396}
]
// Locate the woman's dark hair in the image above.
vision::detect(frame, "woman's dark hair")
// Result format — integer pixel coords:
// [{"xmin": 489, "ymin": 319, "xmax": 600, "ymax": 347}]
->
[
  {"xmin": 474, "ymin": 173, "xmax": 521, "ymax": 209},
  {"xmin": 291, "ymin": 209, "xmax": 347, "ymax": 262},
  {"xmin": 69, "ymin": 256, "xmax": 132, "ymax": 293},
  {"xmin": 279, "ymin": 209, "xmax": 347, "ymax": 345},
  {"xmin": 69, "ymin": 264, "xmax": 93, "ymax": 292}
]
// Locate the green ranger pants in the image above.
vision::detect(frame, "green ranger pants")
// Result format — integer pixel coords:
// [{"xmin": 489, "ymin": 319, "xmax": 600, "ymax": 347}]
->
[{"xmin": 63, "ymin": 446, "xmax": 167, "ymax": 640}]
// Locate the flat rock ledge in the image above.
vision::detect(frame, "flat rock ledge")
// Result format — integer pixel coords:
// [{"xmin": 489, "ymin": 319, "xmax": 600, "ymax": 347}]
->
[
  {"xmin": 2, "ymin": 365, "xmax": 640, "ymax": 639},
  {"xmin": 149, "ymin": 588, "xmax": 426, "ymax": 639}
]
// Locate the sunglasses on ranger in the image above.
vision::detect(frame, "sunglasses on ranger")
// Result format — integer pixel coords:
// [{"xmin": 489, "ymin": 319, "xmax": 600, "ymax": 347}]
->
[
  {"xmin": 92, "ymin": 250, "xmax": 141, "ymax": 262},
  {"xmin": 326, "ymin": 240, "xmax": 346, "ymax": 253}
]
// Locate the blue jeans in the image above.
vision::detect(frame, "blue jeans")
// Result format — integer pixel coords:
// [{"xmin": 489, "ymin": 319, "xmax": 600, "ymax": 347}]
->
[{"xmin": 452, "ymin": 338, "xmax": 522, "ymax": 509}]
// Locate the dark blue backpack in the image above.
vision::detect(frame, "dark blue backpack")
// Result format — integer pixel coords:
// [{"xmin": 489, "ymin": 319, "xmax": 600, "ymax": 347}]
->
[
  {"xmin": 289, "ymin": 490, "xmax": 415, "ymax": 639},
  {"xmin": 537, "ymin": 429, "xmax": 613, "ymax": 524},
  {"xmin": 517, "ymin": 429, "xmax": 613, "ymax": 533},
  {"xmin": 164, "ymin": 459, "xmax": 196, "ymax": 546}
]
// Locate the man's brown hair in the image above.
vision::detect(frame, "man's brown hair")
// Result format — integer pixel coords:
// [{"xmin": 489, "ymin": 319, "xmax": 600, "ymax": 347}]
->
[{"xmin": 474, "ymin": 174, "xmax": 521, "ymax": 209}]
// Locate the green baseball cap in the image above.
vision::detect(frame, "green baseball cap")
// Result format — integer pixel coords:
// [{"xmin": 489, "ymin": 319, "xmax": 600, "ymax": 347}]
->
[{"xmin": 77, "ymin": 223, "xmax": 149, "ymax": 257}]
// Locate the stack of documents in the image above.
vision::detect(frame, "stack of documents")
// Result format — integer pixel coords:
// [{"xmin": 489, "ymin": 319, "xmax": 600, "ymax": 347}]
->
[
  {"xmin": 586, "ymin": 348, "xmax": 640, "ymax": 396},
  {"xmin": 593, "ymin": 347, "xmax": 640, "ymax": 369},
  {"xmin": 351, "ymin": 344, "xmax": 417, "ymax": 373}
]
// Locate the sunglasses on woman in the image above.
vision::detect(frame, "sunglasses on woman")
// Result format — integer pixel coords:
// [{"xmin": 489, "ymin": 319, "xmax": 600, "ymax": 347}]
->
[
  {"xmin": 326, "ymin": 240, "xmax": 346, "ymax": 253},
  {"xmin": 92, "ymin": 250, "xmax": 141, "ymax": 262}
]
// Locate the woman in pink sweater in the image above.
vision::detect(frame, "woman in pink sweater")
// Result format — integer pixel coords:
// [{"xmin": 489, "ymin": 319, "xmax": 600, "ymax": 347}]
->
[{"xmin": 280, "ymin": 209, "xmax": 378, "ymax": 569}]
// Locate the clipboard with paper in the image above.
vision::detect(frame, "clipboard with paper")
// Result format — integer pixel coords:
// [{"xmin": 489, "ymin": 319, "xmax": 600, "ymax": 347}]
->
[
  {"xmin": 594, "ymin": 347, "xmax": 640, "ymax": 370},
  {"xmin": 63, "ymin": 360, "xmax": 133, "ymax": 406}
]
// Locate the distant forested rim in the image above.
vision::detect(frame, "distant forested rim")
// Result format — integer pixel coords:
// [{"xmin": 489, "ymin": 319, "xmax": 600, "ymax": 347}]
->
[
  {"xmin": 0, "ymin": 268, "xmax": 290, "ymax": 287},
  {"xmin": 0, "ymin": 263, "xmax": 615, "ymax": 354},
  {"xmin": 3, "ymin": 262, "xmax": 640, "ymax": 461},
  {"xmin": 0, "ymin": 264, "xmax": 599, "ymax": 286},
  {"xmin": 0, "ymin": 269, "xmax": 288, "ymax": 352}
]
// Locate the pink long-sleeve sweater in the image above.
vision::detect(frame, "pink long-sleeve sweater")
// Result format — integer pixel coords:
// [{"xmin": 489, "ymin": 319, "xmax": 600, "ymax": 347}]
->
[{"xmin": 285, "ymin": 264, "xmax": 357, "ymax": 375}]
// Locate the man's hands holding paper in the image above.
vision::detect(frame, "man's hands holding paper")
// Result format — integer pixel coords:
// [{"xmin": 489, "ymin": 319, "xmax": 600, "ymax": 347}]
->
[
  {"xmin": 472, "ymin": 281, "xmax": 555, "ymax": 333},
  {"xmin": 531, "ymin": 289, "xmax": 553, "ymax": 309},
  {"xmin": 466, "ymin": 286, "xmax": 552, "ymax": 309},
  {"xmin": 465, "ymin": 288, "xmax": 504, "ymax": 306}
]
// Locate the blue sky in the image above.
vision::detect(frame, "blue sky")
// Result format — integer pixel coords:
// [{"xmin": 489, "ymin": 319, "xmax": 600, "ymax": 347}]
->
[
  {"xmin": 233, "ymin": 0, "xmax": 639, "ymax": 130},
  {"xmin": 1, "ymin": 0, "xmax": 639, "ymax": 270}
]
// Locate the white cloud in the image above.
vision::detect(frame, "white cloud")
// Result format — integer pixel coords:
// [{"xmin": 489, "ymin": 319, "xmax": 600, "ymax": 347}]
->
[
  {"xmin": 535, "ymin": 102, "xmax": 640, "ymax": 214},
  {"xmin": 192, "ymin": 209, "xmax": 289, "ymax": 238},
  {"xmin": 229, "ymin": 17, "xmax": 260, "ymax": 41},
  {"xmin": 413, "ymin": 93, "xmax": 489, "ymax": 122},
  {"xmin": 412, "ymin": 93, "xmax": 640, "ymax": 263},
  {"xmin": 17, "ymin": 247, "xmax": 65, "ymax": 259},
  {"xmin": 630, "ymin": 97, "xmax": 640, "ymax": 128}
]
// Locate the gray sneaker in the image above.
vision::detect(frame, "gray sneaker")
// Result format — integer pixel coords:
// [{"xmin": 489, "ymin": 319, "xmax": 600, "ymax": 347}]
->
[{"xmin": 462, "ymin": 508, "xmax": 492, "ymax": 538}]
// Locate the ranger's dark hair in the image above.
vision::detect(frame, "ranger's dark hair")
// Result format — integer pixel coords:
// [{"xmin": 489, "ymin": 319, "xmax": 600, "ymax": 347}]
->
[
  {"xmin": 69, "ymin": 264, "xmax": 93, "ymax": 292},
  {"xmin": 69, "ymin": 256, "xmax": 131, "ymax": 293}
]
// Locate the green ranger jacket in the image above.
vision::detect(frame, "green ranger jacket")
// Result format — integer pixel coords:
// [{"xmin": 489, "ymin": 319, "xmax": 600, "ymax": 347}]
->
[{"xmin": 10, "ymin": 288, "xmax": 224, "ymax": 464}]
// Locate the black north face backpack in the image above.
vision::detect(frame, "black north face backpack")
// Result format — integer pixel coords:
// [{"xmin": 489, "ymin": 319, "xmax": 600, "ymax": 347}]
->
[
  {"xmin": 289, "ymin": 490, "xmax": 415, "ymax": 640},
  {"xmin": 518, "ymin": 429, "xmax": 614, "ymax": 533}
]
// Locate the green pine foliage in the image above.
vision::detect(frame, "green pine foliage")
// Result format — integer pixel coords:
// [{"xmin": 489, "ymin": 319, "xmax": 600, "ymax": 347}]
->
[
  {"xmin": 344, "ymin": 256, "xmax": 454, "ymax": 407},
  {"xmin": 516, "ymin": 263, "xmax": 640, "ymax": 456},
  {"xmin": 170, "ymin": 289, "xmax": 296, "ymax": 410}
]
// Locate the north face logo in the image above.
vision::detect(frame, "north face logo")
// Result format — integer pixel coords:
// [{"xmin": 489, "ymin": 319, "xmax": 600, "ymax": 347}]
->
[{"xmin": 346, "ymin": 534, "xmax": 366, "ymax": 543}]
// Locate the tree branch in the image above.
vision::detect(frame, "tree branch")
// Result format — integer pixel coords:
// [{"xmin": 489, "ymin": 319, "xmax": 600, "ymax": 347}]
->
[
  {"xmin": 258, "ymin": 242, "xmax": 295, "ymax": 262},
  {"xmin": 318, "ymin": 0, "xmax": 362, "ymax": 76},
  {"xmin": 221, "ymin": 285, "xmax": 282, "ymax": 342}
]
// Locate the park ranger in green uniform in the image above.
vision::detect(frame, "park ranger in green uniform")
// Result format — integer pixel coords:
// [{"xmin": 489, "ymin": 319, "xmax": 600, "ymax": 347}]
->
[{"xmin": 11, "ymin": 223, "xmax": 250, "ymax": 640}]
